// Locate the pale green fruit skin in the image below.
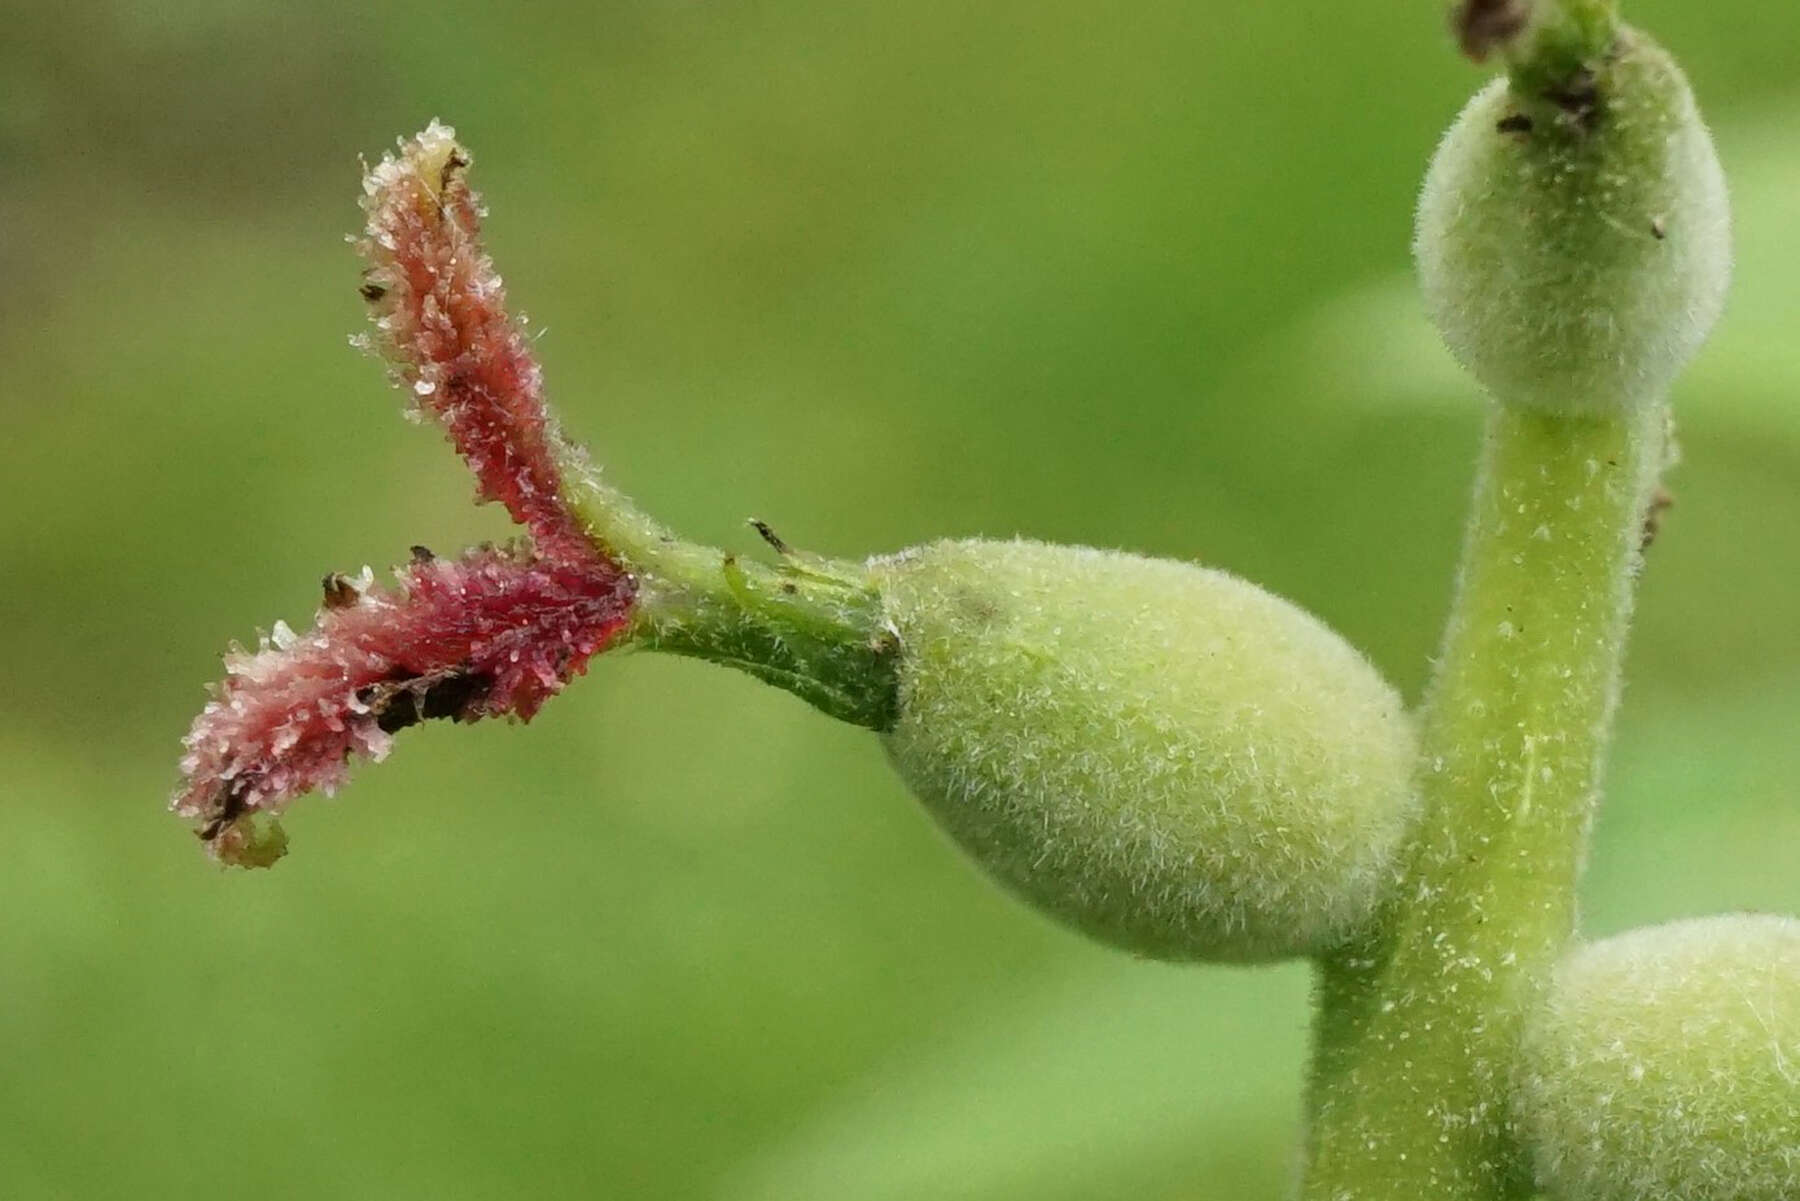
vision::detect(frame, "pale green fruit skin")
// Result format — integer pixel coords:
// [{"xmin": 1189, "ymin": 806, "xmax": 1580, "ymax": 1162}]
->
[
  {"xmin": 1415, "ymin": 28, "xmax": 1730, "ymax": 415},
  {"xmin": 869, "ymin": 538, "xmax": 1418, "ymax": 963},
  {"xmin": 1516, "ymin": 914, "xmax": 1800, "ymax": 1201}
]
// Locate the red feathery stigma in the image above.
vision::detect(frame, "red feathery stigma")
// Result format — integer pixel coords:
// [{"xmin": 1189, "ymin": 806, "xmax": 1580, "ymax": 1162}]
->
[
  {"xmin": 175, "ymin": 548, "xmax": 634, "ymax": 866},
  {"xmin": 175, "ymin": 123, "xmax": 637, "ymax": 866},
  {"xmin": 357, "ymin": 121, "xmax": 598, "ymax": 566}
]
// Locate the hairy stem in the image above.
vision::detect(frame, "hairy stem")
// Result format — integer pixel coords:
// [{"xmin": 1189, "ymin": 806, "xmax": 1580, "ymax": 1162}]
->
[
  {"xmin": 562, "ymin": 468, "xmax": 900, "ymax": 730},
  {"xmin": 1301, "ymin": 402, "xmax": 1665, "ymax": 1199}
]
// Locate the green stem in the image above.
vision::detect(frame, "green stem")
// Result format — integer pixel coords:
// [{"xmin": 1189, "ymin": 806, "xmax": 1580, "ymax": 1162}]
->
[
  {"xmin": 561, "ymin": 466, "xmax": 900, "ymax": 731},
  {"xmin": 1301, "ymin": 402, "xmax": 1664, "ymax": 1200}
]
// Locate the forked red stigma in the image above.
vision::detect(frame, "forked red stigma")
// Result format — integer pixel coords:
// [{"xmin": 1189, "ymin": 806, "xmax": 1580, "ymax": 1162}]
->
[{"xmin": 173, "ymin": 122, "xmax": 633, "ymax": 866}]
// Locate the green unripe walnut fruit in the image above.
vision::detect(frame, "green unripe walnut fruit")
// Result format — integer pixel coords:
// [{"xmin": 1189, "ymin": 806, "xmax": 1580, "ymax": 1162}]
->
[
  {"xmin": 1415, "ymin": 27, "xmax": 1730, "ymax": 414},
  {"xmin": 1516, "ymin": 914, "xmax": 1800, "ymax": 1201},
  {"xmin": 869, "ymin": 539, "xmax": 1418, "ymax": 962}
]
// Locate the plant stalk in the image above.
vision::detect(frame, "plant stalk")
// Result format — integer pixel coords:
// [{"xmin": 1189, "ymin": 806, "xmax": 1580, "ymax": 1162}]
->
[
  {"xmin": 1301, "ymin": 401, "xmax": 1665, "ymax": 1199},
  {"xmin": 562, "ymin": 467, "xmax": 901, "ymax": 731}
]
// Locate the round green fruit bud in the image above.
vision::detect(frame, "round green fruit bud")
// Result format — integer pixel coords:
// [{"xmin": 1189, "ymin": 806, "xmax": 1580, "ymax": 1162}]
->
[
  {"xmin": 1516, "ymin": 913, "xmax": 1800, "ymax": 1201},
  {"xmin": 868, "ymin": 538, "xmax": 1418, "ymax": 963},
  {"xmin": 1415, "ymin": 28, "xmax": 1730, "ymax": 414}
]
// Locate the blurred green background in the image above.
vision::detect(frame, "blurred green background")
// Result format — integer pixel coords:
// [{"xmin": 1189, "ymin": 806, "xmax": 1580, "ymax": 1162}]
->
[{"xmin": 5, "ymin": 2, "xmax": 1800, "ymax": 1197}]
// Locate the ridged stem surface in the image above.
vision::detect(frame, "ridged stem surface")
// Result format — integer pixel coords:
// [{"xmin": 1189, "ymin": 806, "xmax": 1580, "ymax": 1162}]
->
[{"xmin": 1302, "ymin": 402, "xmax": 1664, "ymax": 1200}]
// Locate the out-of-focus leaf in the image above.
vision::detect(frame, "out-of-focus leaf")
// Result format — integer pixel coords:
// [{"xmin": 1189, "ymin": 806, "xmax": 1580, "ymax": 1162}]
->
[
  {"xmin": 726, "ymin": 959, "xmax": 1311, "ymax": 1201},
  {"xmin": 1590, "ymin": 688, "xmax": 1800, "ymax": 934},
  {"xmin": 1212, "ymin": 273, "xmax": 1475, "ymax": 422},
  {"xmin": 1684, "ymin": 109, "xmax": 1800, "ymax": 430}
]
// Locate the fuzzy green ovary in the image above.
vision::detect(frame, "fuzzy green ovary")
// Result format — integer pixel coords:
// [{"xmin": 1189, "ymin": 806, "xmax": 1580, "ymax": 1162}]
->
[
  {"xmin": 870, "ymin": 539, "xmax": 1418, "ymax": 963},
  {"xmin": 1415, "ymin": 28, "xmax": 1729, "ymax": 415},
  {"xmin": 1515, "ymin": 914, "xmax": 1800, "ymax": 1201}
]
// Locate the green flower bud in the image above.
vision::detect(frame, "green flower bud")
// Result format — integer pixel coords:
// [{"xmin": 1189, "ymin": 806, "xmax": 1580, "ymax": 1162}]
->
[
  {"xmin": 869, "ymin": 538, "xmax": 1418, "ymax": 963},
  {"xmin": 1415, "ymin": 28, "xmax": 1730, "ymax": 414},
  {"xmin": 1515, "ymin": 914, "xmax": 1800, "ymax": 1201}
]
